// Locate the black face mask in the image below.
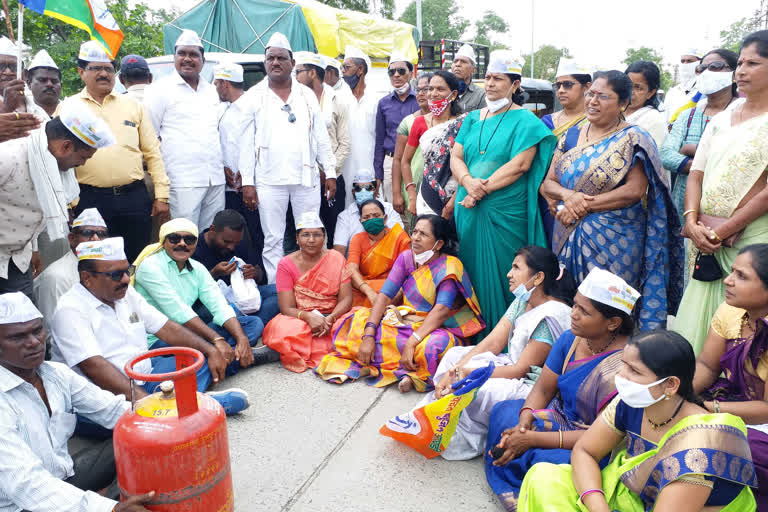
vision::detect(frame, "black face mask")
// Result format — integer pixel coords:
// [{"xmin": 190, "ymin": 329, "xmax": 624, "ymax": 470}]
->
[
  {"xmin": 457, "ymin": 80, "xmax": 468, "ymax": 95},
  {"xmin": 344, "ymin": 73, "xmax": 360, "ymax": 90}
]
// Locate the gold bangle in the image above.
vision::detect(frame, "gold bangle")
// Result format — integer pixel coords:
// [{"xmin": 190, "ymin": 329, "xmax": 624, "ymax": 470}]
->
[
  {"xmin": 211, "ymin": 336, "xmax": 226, "ymax": 343},
  {"xmin": 558, "ymin": 429, "xmax": 563, "ymax": 449},
  {"xmin": 710, "ymin": 230, "xmax": 722, "ymax": 242},
  {"xmin": 682, "ymin": 209, "xmax": 697, "ymax": 217},
  {"xmin": 298, "ymin": 311, "xmax": 303, "ymax": 320}
]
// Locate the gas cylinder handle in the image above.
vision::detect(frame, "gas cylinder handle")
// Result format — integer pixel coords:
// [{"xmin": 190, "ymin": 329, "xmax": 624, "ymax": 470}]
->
[{"xmin": 124, "ymin": 347, "xmax": 204, "ymax": 418}]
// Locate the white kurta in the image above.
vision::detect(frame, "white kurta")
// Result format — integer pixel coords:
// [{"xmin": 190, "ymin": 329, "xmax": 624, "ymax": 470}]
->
[
  {"xmin": 341, "ymin": 91, "xmax": 379, "ymax": 206},
  {"xmin": 626, "ymin": 106, "xmax": 668, "ymax": 150}
]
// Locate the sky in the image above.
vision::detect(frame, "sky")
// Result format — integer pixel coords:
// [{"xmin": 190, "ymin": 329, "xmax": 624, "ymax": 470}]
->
[{"xmin": 166, "ymin": 0, "xmax": 762, "ymax": 70}]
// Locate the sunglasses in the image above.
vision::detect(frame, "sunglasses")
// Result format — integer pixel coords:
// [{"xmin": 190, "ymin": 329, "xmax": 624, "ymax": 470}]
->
[
  {"xmin": 695, "ymin": 61, "xmax": 731, "ymax": 74},
  {"xmin": 281, "ymin": 104, "xmax": 296, "ymax": 123},
  {"xmin": 166, "ymin": 233, "xmax": 198, "ymax": 245},
  {"xmin": 0, "ymin": 62, "xmax": 17, "ymax": 72},
  {"xmin": 76, "ymin": 228, "xmax": 109, "ymax": 239},
  {"xmin": 553, "ymin": 80, "xmax": 577, "ymax": 91},
  {"xmin": 388, "ymin": 67, "xmax": 408, "ymax": 77},
  {"xmin": 353, "ymin": 183, "xmax": 376, "ymax": 192},
  {"xmin": 90, "ymin": 266, "xmax": 135, "ymax": 282}
]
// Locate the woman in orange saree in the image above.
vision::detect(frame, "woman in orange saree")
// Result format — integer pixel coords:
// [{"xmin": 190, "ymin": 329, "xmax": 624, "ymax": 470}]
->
[
  {"xmin": 348, "ymin": 199, "xmax": 411, "ymax": 307},
  {"xmin": 263, "ymin": 212, "xmax": 353, "ymax": 373}
]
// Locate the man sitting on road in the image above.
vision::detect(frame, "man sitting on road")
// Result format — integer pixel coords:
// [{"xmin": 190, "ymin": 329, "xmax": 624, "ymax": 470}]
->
[
  {"xmin": 134, "ymin": 218, "xmax": 264, "ymax": 368},
  {"xmin": 0, "ymin": 291, "xmax": 155, "ymax": 512},
  {"xmin": 51, "ymin": 237, "xmax": 249, "ymax": 420}
]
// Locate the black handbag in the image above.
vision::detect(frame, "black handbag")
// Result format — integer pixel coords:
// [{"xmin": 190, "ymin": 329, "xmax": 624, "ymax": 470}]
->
[{"xmin": 692, "ymin": 252, "xmax": 723, "ymax": 282}]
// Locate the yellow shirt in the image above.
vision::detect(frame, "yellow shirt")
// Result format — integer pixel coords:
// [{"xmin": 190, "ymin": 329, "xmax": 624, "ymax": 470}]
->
[
  {"xmin": 711, "ymin": 302, "xmax": 768, "ymax": 382},
  {"xmin": 63, "ymin": 88, "xmax": 170, "ymax": 200}
]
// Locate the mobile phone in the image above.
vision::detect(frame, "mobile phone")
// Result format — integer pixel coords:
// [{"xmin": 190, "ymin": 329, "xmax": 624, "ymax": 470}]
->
[{"xmin": 490, "ymin": 446, "xmax": 505, "ymax": 460}]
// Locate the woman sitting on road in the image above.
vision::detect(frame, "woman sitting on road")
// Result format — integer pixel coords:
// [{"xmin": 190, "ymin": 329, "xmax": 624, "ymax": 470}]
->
[
  {"xmin": 347, "ymin": 199, "xmax": 411, "ymax": 307},
  {"xmin": 315, "ymin": 214, "xmax": 484, "ymax": 392},
  {"xmin": 422, "ymin": 246, "xmax": 575, "ymax": 460},
  {"xmin": 262, "ymin": 212, "xmax": 353, "ymax": 373}
]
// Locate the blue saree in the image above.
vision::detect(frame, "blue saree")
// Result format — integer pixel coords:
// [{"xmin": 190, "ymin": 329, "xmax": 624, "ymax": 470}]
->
[
  {"xmin": 551, "ymin": 124, "xmax": 684, "ymax": 330},
  {"xmin": 485, "ymin": 331, "xmax": 623, "ymax": 512}
]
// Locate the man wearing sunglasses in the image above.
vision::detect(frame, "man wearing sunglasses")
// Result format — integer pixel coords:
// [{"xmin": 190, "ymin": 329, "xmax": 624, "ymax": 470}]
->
[
  {"xmin": 238, "ymin": 32, "xmax": 335, "ymax": 283},
  {"xmin": 332, "ymin": 169, "xmax": 402, "ymax": 255},
  {"xmin": 374, "ymin": 51, "xmax": 419, "ymax": 203},
  {"xmin": 51, "ymin": 237, "xmax": 250, "ymax": 419}
]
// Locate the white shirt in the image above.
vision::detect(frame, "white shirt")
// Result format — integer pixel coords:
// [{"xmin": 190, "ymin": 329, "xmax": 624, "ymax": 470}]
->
[
  {"xmin": 0, "ymin": 361, "xmax": 128, "ymax": 512},
  {"xmin": 664, "ymin": 82, "xmax": 698, "ymax": 123},
  {"xmin": 333, "ymin": 200, "xmax": 402, "ymax": 249},
  {"xmin": 626, "ymin": 106, "xmax": 668, "ymax": 150},
  {"xmin": 218, "ymin": 96, "xmax": 248, "ymax": 192},
  {"xmin": 51, "ymin": 284, "xmax": 168, "ymax": 380},
  {"xmin": 238, "ymin": 78, "xmax": 335, "ymax": 188},
  {"xmin": 144, "ymin": 71, "xmax": 224, "ymax": 188},
  {"xmin": 33, "ymin": 251, "xmax": 78, "ymax": 348},
  {"xmin": 342, "ymin": 90, "xmax": 379, "ymax": 205}
]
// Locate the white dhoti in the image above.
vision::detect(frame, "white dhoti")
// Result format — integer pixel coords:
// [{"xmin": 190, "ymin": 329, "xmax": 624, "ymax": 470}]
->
[
  {"xmin": 169, "ymin": 185, "xmax": 225, "ymax": 232},
  {"xmin": 377, "ymin": 154, "xmax": 393, "ymax": 203},
  {"xmin": 418, "ymin": 345, "xmax": 533, "ymax": 460},
  {"xmin": 257, "ymin": 182, "xmax": 321, "ymax": 283}
]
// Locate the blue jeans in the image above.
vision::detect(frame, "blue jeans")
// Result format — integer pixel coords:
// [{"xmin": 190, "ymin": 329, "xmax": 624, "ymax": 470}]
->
[{"xmin": 255, "ymin": 284, "xmax": 279, "ymax": 326}]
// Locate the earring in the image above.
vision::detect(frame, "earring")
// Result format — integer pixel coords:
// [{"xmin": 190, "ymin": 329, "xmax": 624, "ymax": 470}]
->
[{"xmin": 664, "ymin": 392, "xmax": 671, "ymax": 400}]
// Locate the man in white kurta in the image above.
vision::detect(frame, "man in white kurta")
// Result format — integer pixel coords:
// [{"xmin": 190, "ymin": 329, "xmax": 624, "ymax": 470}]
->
[
  {"xmin": 144, "ymin": 29, "xmax": 224, "ymax": 232},
  {"xmin": 238, "ymin": 33, "xmax": 335, "ymax": 283}
]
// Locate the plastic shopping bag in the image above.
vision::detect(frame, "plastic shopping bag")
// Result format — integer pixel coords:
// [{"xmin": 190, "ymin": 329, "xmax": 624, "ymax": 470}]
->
[
  {"xmin": 379, "ymin": 363, "xmax": 495, "ymax": 458},
  {"xmin": 229, "ymin": 257, "xmax": 261, "ymax": 314}
]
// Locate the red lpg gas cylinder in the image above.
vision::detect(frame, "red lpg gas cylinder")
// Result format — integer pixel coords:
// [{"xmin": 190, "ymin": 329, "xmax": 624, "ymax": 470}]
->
[{"xmin": 114, "ymin": 347, "xmax": 234, "ymax": 511}]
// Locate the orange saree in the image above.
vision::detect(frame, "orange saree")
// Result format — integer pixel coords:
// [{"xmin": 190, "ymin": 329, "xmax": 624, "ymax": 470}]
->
[
  {"xmin": 348, "ymin": 223, "xmax": 411, "ymax": 307},
  {"xmin": 263, "ymin": 250, "xmax": 351, "ymax": 373}
]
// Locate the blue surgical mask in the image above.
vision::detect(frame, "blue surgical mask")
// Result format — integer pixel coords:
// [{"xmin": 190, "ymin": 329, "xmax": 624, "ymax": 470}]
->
[
  {"xmin": 512, "ymin": 275, "xmax": 536, "ymax": 302},
  {"xmin": 355, "ymin": 188, "xmax": 374, "ymax": 205}
]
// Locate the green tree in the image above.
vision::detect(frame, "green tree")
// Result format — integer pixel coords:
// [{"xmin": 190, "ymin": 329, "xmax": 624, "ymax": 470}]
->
[
  {"xmin": 720, "ymin": 16, "xmax": 763, "ymax": 52},
  {"xmin": 379, "ymin": 0, "xmax": 395, "ymax": 19},
  {"xmin": 623, "ymin": 46, "xmax": 673, "ymax": 91},
  {"xmin": 473, "ymin": 11, "xmax": 508, "ymax": 50},
  {"xmin": 1, "ymin": 0, "xmax": 177, "ymax": 96},
  {"xmin": 521, "ymin": 45, "xmax": 570, "ymax": 81},
  {"xmin": 399, "ymin": 0, "xmax": 469, "ymax": 41}
]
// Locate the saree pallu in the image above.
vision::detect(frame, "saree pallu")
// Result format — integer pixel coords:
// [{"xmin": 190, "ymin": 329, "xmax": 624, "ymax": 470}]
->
[
  {"xmin": 552, "ymin": 124, "xmax": 683, "ymax": 330},
  {"xmin": 263, "ymin": 250, "xmax": 351, "ymax": 373},
  {"xmin": 315, "ymin": 254, "xmax": 485, "ymax": 391},
  {"xmin": 351, "ymin": 224, "xmax": 410, "ymax": 307},
  {"xmin": 518, "ymin": 414, "xmax": 757, "ymax": 512},
  {"xmin": 455, "ymin": 109, "xmax": 556, "ymax": 339},
  {"xmin": 420, "ymin": 114, "xmax": 466, "ymax": 215},
  {"xmin": 484, "ymin": 345, "xmax": 623, "ymax": 512},
  {"xmin": 674, "ymin": 113, "xmax": 768, "ymax": 354}
]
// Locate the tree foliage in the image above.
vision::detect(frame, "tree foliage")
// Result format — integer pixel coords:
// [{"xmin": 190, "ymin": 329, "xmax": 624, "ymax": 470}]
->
[
  {"xmin": 0, "ymin": 0, "xmax": 177, "ymax": 96},
  {"xmin": 399, "ymin": 0, "xmax": 469, "ymax": 41},
  {"xmin": 521, "ymin": 45, "xmax": 570, "ymax": 81},
  {"xmin": 473, "ymin": 11, "xmax": 508, "ymax": 50},
  {"xmin": 720, "ymin": 15, "xmax": 765, "ymax": 52},
  {"xmin": 623, "ymin": 46, "xmax": 673, "ymax": 92}
]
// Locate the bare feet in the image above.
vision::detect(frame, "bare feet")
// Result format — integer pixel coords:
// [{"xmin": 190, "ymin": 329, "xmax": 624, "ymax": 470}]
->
[{"xmin": 398, "ymin": 376, "xmax": 414, "ymax": 393}]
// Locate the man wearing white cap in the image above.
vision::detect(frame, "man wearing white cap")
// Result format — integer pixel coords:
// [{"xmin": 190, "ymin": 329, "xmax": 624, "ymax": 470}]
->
[
  {"xmin": 51, "ymin": 237, "xmax": 250, "ymax": 417},
  {"xmin": 145, "ymin": 29, "xmax": 225, "ymax": 233},
  {"xmin": 374, "ymin": 51, "xmax": 419, "ymax": 203},
  {"xmin": 24, "ymin": 50, "xmax": 61, "ymax": 120},
  {"xmin": 665, "ymin": 48, "xmax": 703, "ymax": 124},
  {"xmin": 33, "ymin": 208, "xmax": 108, "ymax": 349},
  {"xmin": 0, "ymin": 291, "xmax": 158, "ymax": 512},
  {"xmin": 64, "ymin": 40, "xmax": 170, "ymax": 262},
  {"xmin": 322, "ymin": 55, "xmax": 352, "ymax": 99},
  {"xmin": 332, "ymin": 169, "xmax": 402, "ymax": 254},
  {"xmin": 0, "ymin": 103, "xmax": 112, "ymax": 298},
  {"xmin": 341, "ymin": 45, "xmax": 380, "ymax": 206},
  {"xmin": 451, "ymin": 44, "xmax": 486, "ymax": 113},
  {"xmin": 0, "ymin": 36, "xmax": 22, "ymax": 109},
  {"xmin": 238, "ymin": 32, "xmax": 335, "ymax": 283},
  {"xmin": 295, "ymin": 51, "xmax": 351, "ymax": 244}
]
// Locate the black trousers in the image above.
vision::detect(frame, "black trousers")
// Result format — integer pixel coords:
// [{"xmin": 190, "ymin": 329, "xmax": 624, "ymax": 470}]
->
[
  {"xmin": 0, "ymin": 260, "xmax": 33, "ymax": 298},
  {"xmin": 225, "ymin": 190, "xmax": 266, "ymax": 283},
  {"xmin": 319, "ymin": 175, "xmax": 346, "ymax": 248},
  {"xmin": 65, "ymin": 438, "xmax": 118, "ymax": 496},
  {"xmin": 77, "ymin": 182, "xmax": 152, "ymax": 262}
]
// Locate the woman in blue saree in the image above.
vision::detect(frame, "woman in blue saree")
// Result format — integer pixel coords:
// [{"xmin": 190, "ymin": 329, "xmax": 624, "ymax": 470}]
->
[
  {"xmin": 540, "ymin": 70, "xmax": 684, "ymax": 330},
  {"xmin": 485, "ymin": 268, "xmax": 641, "ymax": 512}
]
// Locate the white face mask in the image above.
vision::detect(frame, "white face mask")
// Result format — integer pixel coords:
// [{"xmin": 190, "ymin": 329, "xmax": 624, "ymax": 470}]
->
[
  {"xmin": 697, "ymin": 70, "xmax": 733, "ymax": 95},
  {"xmin": 394, "ymin": 83, "xmax": 410, "ymax": 95},
  {"xmin": 679, "ymin": 61, "xmax": 698, "ymax": 85},
  {"xmin": 486, "ymin": 97, "xmax": 510, "ymax": 113},
  {"xmin": 615, "ymin": 375, "xmax": 669, "ymax": 409},
  {"xmin": 413, "ymin": 241, "xmax": 438, "ymax": 266}
]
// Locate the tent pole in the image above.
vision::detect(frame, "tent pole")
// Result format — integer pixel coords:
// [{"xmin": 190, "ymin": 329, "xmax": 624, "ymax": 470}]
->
[{"xmin": 416, "ymin": 0, "xmax": 422, "ymax": 41}]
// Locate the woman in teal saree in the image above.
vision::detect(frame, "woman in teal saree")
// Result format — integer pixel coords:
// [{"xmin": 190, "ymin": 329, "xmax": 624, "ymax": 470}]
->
[
  {"xmin": 519, "ymin": 330, "xmax": 757, "ymax": 512},
  {"xmin": 541, "ymin": 70, "xmax": 684, "ymax": 331},
  {"xmin": 451, "ymin": 50, "xmax": 556, "ymax": 340}
]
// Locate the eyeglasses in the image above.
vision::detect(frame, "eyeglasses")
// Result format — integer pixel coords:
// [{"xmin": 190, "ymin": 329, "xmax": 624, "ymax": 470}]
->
[
  {"xmin": 352, "ymin": 183, "xmax": 376, "ymax": 193},
  {"xmin": 0, "ymin": 62, "xmax": 17, "ymax": 72},
  {"xmin": 75, "ymin": 228, "xmax": 109, "ymax": 239},
  {"xmin": 281, "ymin": 104, "xmax": 296, "ymax": 123},
  {"xmin": 584, "ymin": 91, "xmax": 616, "ymax": 102},
  {"xmin": 85, "ymin": 66, "xmax": 115, "ymax": 74},
  {"xmin": 388, "ymin": 67, "xmax": 408, "ymax": 76},
  {"xmin": 89, "ymin": 266, "xmax": 135, "ymax": 282},
  {"xmin": 295, "ymin": 67, "xmax": 310, "ymax": 75},
  {"xmin": 553, "ymin": 80, "xmax": 577, "ymax": 91},
  {"xmin": 695, "ymin": 61, "xmax": 731, "ymax": 74},
  {"xmin": 166, "ymin": 233, "xmax": 198, "ymax": 245},
  {"xmin": 416, "ymin": 87, "xmax": 429, "ymax": 94},
  {"xmin": 298, "ymin": 232, "xmax": 324, "ymax": 240}
]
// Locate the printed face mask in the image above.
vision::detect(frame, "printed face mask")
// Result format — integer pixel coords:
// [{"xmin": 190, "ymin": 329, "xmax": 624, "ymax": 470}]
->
[{"xmin": 428, "ymin": 97, "xmax": 452, "ymax": 116}]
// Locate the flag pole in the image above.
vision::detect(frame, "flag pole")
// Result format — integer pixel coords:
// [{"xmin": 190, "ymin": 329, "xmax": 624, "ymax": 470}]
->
[{"xmin": 16, "ymin": 3, "xmax": 22, "ymax": 79}]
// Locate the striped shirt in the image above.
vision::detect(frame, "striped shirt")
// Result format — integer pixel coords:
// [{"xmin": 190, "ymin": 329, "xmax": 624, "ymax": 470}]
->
[{"xmin": 0, "ymin": 361, "xmax": 128, "ymax": 512}]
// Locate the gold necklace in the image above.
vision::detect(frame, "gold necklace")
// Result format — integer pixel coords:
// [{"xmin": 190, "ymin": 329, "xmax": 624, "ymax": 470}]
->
[
  {"xmin": 586, "ymin": 331, "xmax": 616, "ymax": 355},
  {"xmin": 585, "ymin": 119, "xmax": 621, "ymax": 143},
  {"xmin": 739, "ymin": 312, "xmax": 753, "ymax": 339}
]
